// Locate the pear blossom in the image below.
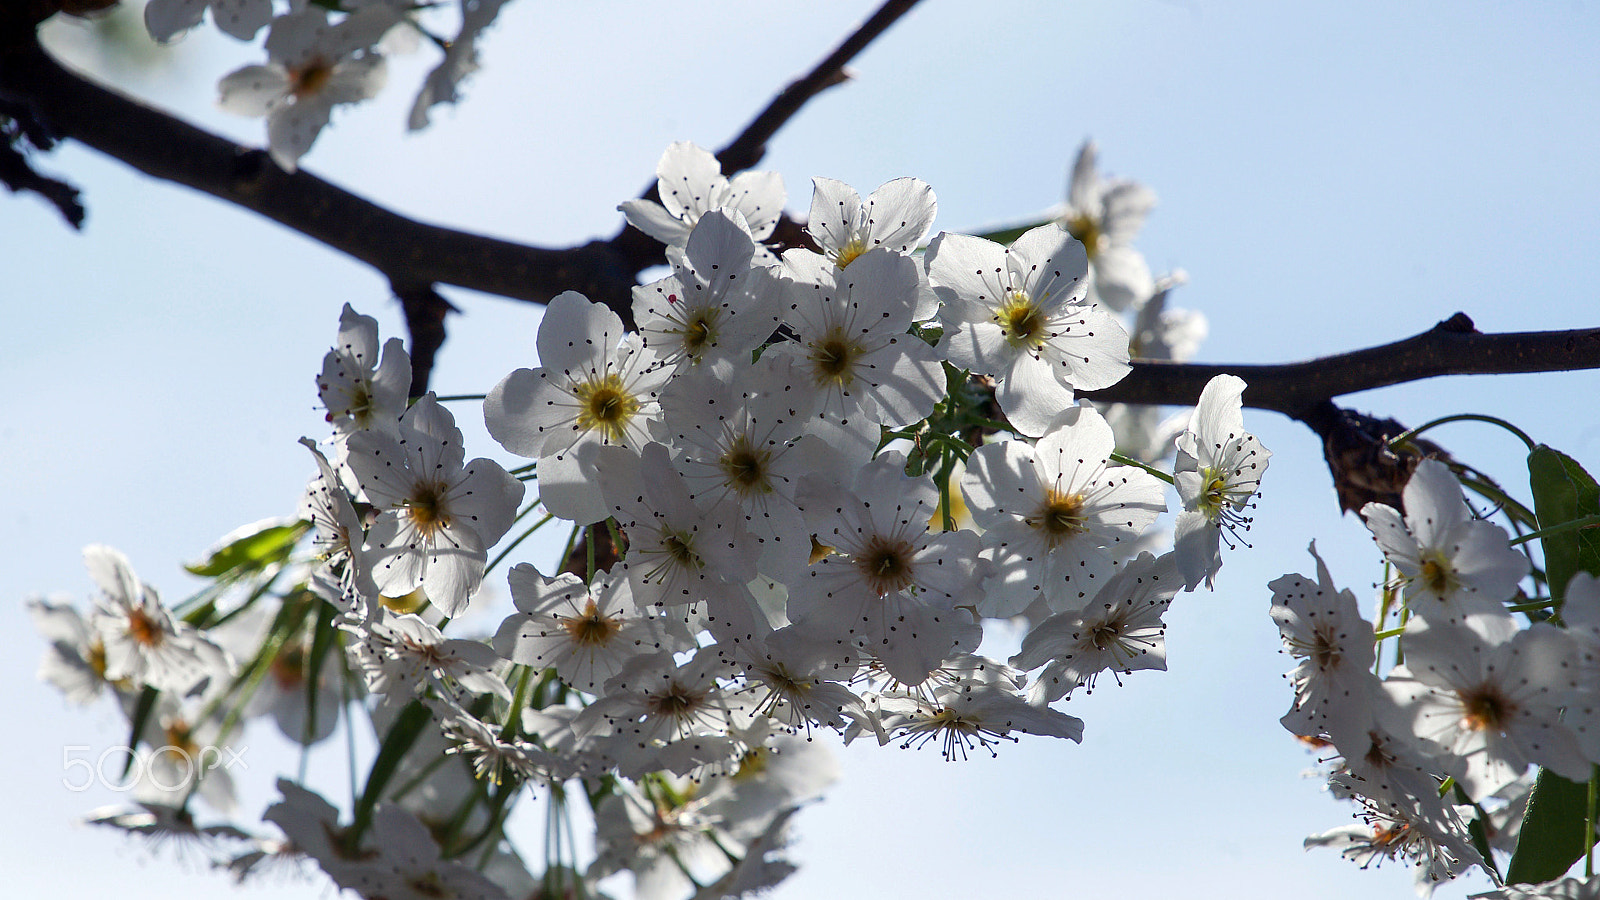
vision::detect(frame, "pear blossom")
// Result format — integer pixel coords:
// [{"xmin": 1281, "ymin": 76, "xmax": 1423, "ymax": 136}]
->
[
  {"xmin": 619, "ymin": 141, "xmax": 784, "ymax": 252},
  {"xmin": 788, "ymin": 175, "xmax": 942, "ymax": 320},
  {"xmin": 315, "ymin": 304, "xmax": 410, "ymax": 437},
  {"xmin": 1268, "ymin": 541, "xmax": 1381, "ymax": 740},
  {"xmin": 656, "ymin": 355, "xmax": 818, "ymax": 579},
  {"xmin": 927, "ymin": 224, "xmax": 1131, "ymax": 436},
  {"xmin": 217, "ymin": 6, "xmax": 401, "ymax": 171},
  {"xmin": 345, "ymin": 394, "xmax": 523, "ymax": 614},
  {"xmin": 332, "ymin": 805, "xmax": 510, "ymax": 900},
  {"xmin": 633, "ymin": 209, "xmax": 782, "ymax": 371},
  {"xmin": 803, "ymin": 176, "xmax": 937, "ymax": 269},
  {"xmin": 347, "ymin": 609, "xmax": 512, "ymax": 707},
  {"xmin": 297, "ymin": 438, "xmax": 375, "ymax": 613},
  {"xmin": 1305, "ymin": 793, "xmax": 1486, "ymax": 892},
  {"xmin": 961, "ymin": 406, "xmax": 1166, "ymax": 616},
  {"xmin": 145, "ymin": 0, "xmax": 272, "ymax": 42},
  {"xmin": 789, "ymin": 452, "xmax": 983, "ymax": 685},
  {"xmin": 1361, "ymin": 458, "xmax": 1529, "ymax": 626},
  {"xmin": 127, "ymin": 694, "xmax": 240, "ymax": 813},
  {"xmin": 774, "ymin": 247, "xmax": 945, "ymax": 461},
  {"xmin": 725, "ymin": 623, "xmax": 865, "ymax": 733},
  {"xmin": 438, "ymin": 709, "xmax": 554, "ymax": 785},
  {"xmin": 594, "ymin": 443, "xmax": 760, "ymax": 621},
  {"xmin": 1385, "ymin": 614, "xmax": 1588, "ymax": 799},
  {"xmin": 29, "ymin": 596, "xmax": 117, "ymax": 704},
  {"xmin": 590, "ymin": 779, "xmax": 738, "ymax": 900},
  {"xmin": 700, "ymin": 727, "xmax": 839, "ymax": 839},
  {"xmin": 1173, "ymin": 373, "xmax": 1271, "ymax": 589},
  {"xmin": 1010, "ymin": 551, "xmax": 1179, "ymax": 702},
  {"xmin": 1059, "ymin": 140, "xmax": 1156, "ymax": 312},
  {"xmin": 407, "ymin": 0, "xmax": 513, "ymax": 131},
  {"xmin": 880, "ymin": 665, "xmax": 1084, "ymax": 759},
  {"xmin": 580, "ymin": 648, "xmax": 742, "ymax": 745},
  {"xmin": 85, "ymin": 545, "xmax": 233, "ymax": 695},
  {"xmin": 484, "ymin": 290, "xmax": 669, "ymax": 524},
  {"xmin": 493, "ymin": 565, "xmax": 678, "ymax": 693}
]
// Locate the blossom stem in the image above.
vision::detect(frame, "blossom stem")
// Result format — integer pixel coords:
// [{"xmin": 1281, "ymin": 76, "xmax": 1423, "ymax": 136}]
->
[
  {"xmin": 937, "ymin": 448, "xmax": 957, "ymax": 533},
  {"xmin": 1387, "ymin": 413, "xmax": 1537, "ymax": 454},
  {"xmin": 1587, "ymin": 765, "xmax": 1598, "ymax": 877},
  {"xmin": 501, "ymin": 664, "xmax": 535, "ymax": 741},
  {"xmin": 433, "ymin": 393, "xmax": 486, "ymax": 402},
  {"xmin": 1109, "ymin": 451, "xmax": 1175, "ymax": 485},
  {"xmin": 1374, "ymin": 567, "xmax": 1396, "ymax": 675},
  {"xmin": 605, "ymin": 517, "xmax": 627, "ymax": 563},
  {"xmin": 587, "ymin": 524, "xmax": 598, "ymax": 584},
  {"xmin": 341, "ymin": 653, "xmax": 359, "ymax": 812},
  {"xmin": 1507, "ymin": 514, "xmax": 1600, "ymax": 546},
  {"xmin": 486, "ymin": 511, "xmax": 555, "ymax": 575}
]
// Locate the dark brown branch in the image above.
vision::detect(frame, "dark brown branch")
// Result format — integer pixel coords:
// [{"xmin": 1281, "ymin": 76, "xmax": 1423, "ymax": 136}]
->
[
  {"xmin": 1082, "ymin": 313, "xmax": 1600, "ymax": 423},
  {"xmin": 6, "ymin": 30, "xmax": 1600, "ymax": 421},
  {"xmin": 716, "ymin": 0, "xmax": 923, "ymax": 175},
  {"xmin": 607, "ymin": 0, "xmax": 922, "ymax": 273},
  {"xmin": 2, "ymin": 0, "xmax": 917, "ymax": 383},
  {"xmin": 392, "ymin": 281, "xmax": 455, "ymax": 399},
  {"xmin": 0, "ymin": 34, "xmax": 638, "ymax": 314}
]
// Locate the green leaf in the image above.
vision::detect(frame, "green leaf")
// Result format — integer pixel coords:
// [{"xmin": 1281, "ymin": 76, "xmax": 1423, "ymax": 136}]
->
[
  {"xmin": 185, "ymin": 519, "xmax": 310, "ymax": 578},
  {"xmin": 972, "ymin": 217, "xmax": 1053, "ymax": 246},
  {"xmin": 1506, "ymin": 768, "xmax": 1592, "ymax": 885},
  {"xmin": 301, "ymin": 597, "xmax": 341, "ymax": 747},
  {"xmin": 1528, "ymin": 445, "xmax": 1600, "ymax": 603},
  {"xmin": 347, "ymin": 699, "xmax": 431, "ymax": 851},
  {"xmin": 121, "ymin": 686, "xmax": 159, "ymax": 778}
]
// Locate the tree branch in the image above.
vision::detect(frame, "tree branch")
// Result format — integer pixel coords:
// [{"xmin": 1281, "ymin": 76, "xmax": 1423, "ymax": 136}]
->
[
  {"xmin": 0, "ymin": 34, "xmax": 639, "ymax": 311},
  {"xmin": 1083, "ymin": 313, "xmax": 1600, "ymax": 422},
  {"xmin": 1, "ymin": 0, "xmax": 921, "ymax": 382},
  {"xmin": 6, "ymin": 23, "xmax": 1599, "ymax": 425},
  {"xmin": 606, "ymin": 0, "xmax": 922, "ymax": 273}
]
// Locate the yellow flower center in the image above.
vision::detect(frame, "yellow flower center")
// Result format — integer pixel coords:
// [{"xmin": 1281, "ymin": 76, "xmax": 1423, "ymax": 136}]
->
[
  {"xmin": 1197, "ymin": 467, "xmax": 1232, "ymax": 518},
  {"xmin": 573, "ymin": 373, "xmax": 640, "ymax": 444},
  {"xmin": 561, "ymin": 599, "xmax": 622, "ymax": 647},
  {"xmin": 995, "ymin": 291, "xmax": 1048, "ymax": 350},
  {"xmin": 405, "ymin": 481, "xmax": 451, "ymax": 535},
  {"xmin": 719, "ymin": 436, "xmax": 773, "ymax": 495},
  {"xmin": 833, "ymin": 237, "xmax": 869, "ymax": 269},
  {"xmin": 681, "ymin": 310, "xmax": 717, "ymax": 357},
  {"xmin": 127, "ymin": 608, "xmax": 164, "ymax": 648},
  {"xmin": 857, "ymin": 535, "xmax": 917, "ymax": 596},
  {"xmin": 1418, "ymin": 551, "xmax": 1458, "ymax": 595},
  {"xmin": 1065, "ymin": 212, "xmax": 1102, "ymax": 258},
  {"xmin": 1028, "ymin": 489, "xmax": 1089, "ymax": 545},
  {"xmin": 1459, "ymin": 684, "xmax": 1512, "ymax": 732},
  {"xmin": 291, "ymin": 59, "xmax": 335, "ymax": 100},
  {"xmin": 809, "ymin": 328, "xmax": 861, "ymax": 387}
]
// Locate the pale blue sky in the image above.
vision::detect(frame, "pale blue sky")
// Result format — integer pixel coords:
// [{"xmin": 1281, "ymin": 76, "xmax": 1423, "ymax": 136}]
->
[{"xmin": 5, "ymin": 1, "xmax": 1600, "ymax": 898}]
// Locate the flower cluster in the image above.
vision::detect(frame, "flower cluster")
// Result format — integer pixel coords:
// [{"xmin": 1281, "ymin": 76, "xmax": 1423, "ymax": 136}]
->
[
  {"xmin": 34, "ymin": 143, "xmax": 1272, "ymax": 900},
  {"xmin": 1272, "ymin": 457, "xmax": 1600, "ymax": 896},
  {"xmin": 148, "ymin": 0, "xmax": 517, "ymax": 171}
]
